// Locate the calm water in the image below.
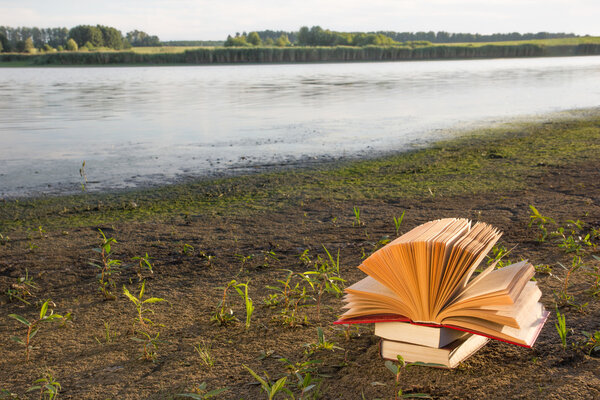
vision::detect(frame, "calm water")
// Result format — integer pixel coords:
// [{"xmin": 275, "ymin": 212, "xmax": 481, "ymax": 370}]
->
[{"xmin": 1, "ymin": 56, "xmax": 600, "ymax": 197}]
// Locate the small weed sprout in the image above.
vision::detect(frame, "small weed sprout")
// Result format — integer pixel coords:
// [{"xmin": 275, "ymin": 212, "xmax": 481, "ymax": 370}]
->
[
  {"xmin": 27, "ymin": 372, "xmax": 61, "ymax": 400},
  {"xmin": 95, "ymin": 320, "xmax": 116, "ymax": 344},
  {"xmin": 123, "ymin": 281, "xmax": 166, "ymax": 330},
  {"xmin": 553, "ymin": 224, "xmax": 592, "ymax": 255},
  {"xmin": 132, "ymin": 252, "xmax": 153, "ymax": 281},
  {"xmin": 265, "ymin": 270, "xmax": 295, "ymax": 308},
  {"xmin": 199, "ymin": 251, "xmax": 216, "ymax": 267},
  {"xmin": 302, "ymin": 246, "xmax": 345, "ymax": 320},
  {"xmin": 372, "ymin": 236, "xmax": 391, "ymax": 253},
  {"xmin": 588, "ymin": 255, "xmax": 600, "ymax": 296},
  {"xmin": 528, "ymin": 205, "xmax": 555, "ymax": 242},
  {"xmin": 234, "ymin": 281, "xmax": 254, "ymax": 330},
  {"xmin": 265, "ymin": 270, "xmax": 308, "ymax": 326},
  {"xmin": 385, "ymin": 355, "xmax": 434, "ymax": 399},
  {"xmin": 257, "ymin": 250, "xmax": 279, "ymax": 268},
  {"xmin": 304, "ymin": 327, "xmax": 343, "ymax": 355},
  {"xmin": 182, "ymin": 243, "xmax": 194, "ymax": 255},
  {"xmin": 0, "ymin": 232, "xmax": 10, "ymax": 245},
  {"xmin": 79, "ymin": 160, "xmax": 87, "ymax": 191},
  {"xmin": 131, "ymin": 331, "xmax": 166, "ymax": 362},
  {"xmin": 27, "ymin": 241, "xmax": 38, "ymax": 252},
  {"xmin": 278, "ymin": 358, "xmax": 322, "ymax": 399},
  {"xmin": 59, "ymin": 312, "xmax": 73, "ymax": 328},
  {"xmin": 243, "ymin": 365, "xmax": 293, "ymax": 400},
  {"xmin": 37, "ymin": 225, "xmax": 46, "ymax": 239},
  {"xmin": 235, "ymin": 253, "xmax": 254, "ymax": 272},
  {"xmin": 555, "ymin": 308, "xmax": 568, "ymax": 350},
  {"xmin": 194, "ymin": 340, "xmax": 214, "ymax": 368},
  {"xmin": 9, "ymin": 300, "xmax": 63, "ymax": 361},
  {"xmin": 176, "ymin": 382, "xmax": 229, "ymax": 399},
  {"xmin": 6, "ymin": 268, "xmax": 38, "ymax": 305},
  {"xmin": 353, "ymin": 206, "xmax": 362, "ymax": 226},
  {"xmin": 299, "ymin": 249, "xmax": 311, "ymax": 266},
  {"xmin": 486, "ymin": 244, "xmax": 516, "ymax": 269},
  {"xmin": 581, "ymin": 330, "xmax": 600, "ymax": 355},
  {"xmin": 211, "ymin": 280, "xmax": 239, "ymax": 326},
  {"xmin": 89, "ymin": 229, "xmax": 121, "ymax": 300},
  {"xmin": 555, "ymin": 256, "xmax": 584, "ymax": 305},
  {"xmin": 333, "ymin": 323, "xmax": 360, "ymax": 341},
  {"xmin": 534, "ymin": 264, "xmax": 552, "ymax": 275},
  {"xmin": 393, "ymin": 210, "xmax": 406, "ymax": 236}
]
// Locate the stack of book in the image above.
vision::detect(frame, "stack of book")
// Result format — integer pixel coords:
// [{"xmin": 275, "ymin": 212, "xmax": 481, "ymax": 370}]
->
[{"xmin": 334, "ymin": 218, "xmax": 549, "ymax": 368}]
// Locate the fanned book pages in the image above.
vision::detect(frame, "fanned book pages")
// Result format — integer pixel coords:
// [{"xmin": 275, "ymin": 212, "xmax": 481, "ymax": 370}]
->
[{"xmin": 334, "ymin": 218, "xmax": 549, "ymax": 347}]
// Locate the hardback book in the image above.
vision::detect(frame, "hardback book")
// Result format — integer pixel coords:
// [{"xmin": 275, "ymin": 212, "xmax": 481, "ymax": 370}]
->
[
  {"xmin": 375, "ymin": 321, "xmax": 467, "ymax": 348},
  {"xmin": 380, "ymin": 333, "xmax": 489, "ymax": 368},
  {"xmin": 334, "ymin": 218, "xmax": 549, "ymax": 347}
]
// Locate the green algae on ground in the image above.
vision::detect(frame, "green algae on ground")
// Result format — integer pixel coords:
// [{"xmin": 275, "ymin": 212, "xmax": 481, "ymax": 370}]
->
[{"xmin": 1, "ymin": 114, "xmax": 599, "ymax": 231}]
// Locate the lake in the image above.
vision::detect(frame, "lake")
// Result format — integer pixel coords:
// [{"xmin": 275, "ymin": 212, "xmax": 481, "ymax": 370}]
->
[{"xmin": 1, "ymin": 55, "xmax": 600, "ymax": 197}]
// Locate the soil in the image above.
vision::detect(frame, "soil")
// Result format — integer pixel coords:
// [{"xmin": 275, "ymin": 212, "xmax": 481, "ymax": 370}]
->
[{"xmin": 1, "ymin": 124, "xmax": 600, "ymax": 399}]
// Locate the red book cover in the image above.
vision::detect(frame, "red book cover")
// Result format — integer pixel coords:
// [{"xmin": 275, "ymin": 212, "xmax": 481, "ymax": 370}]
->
[{"xmin": 334, "ymin": 311, "xmax": 550, "ymax": 348}]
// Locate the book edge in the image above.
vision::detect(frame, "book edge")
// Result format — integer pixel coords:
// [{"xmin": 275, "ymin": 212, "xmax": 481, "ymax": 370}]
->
[
  {"xmin": 334, "ymin": 309, "xmax": 550, "ymax": 348},
  {"xmin": 378, "ymin": 335, "xmax": 489, "ymax": 369}
]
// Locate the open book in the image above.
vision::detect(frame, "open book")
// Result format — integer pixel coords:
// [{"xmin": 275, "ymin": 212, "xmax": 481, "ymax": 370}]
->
[{"xmin": 334, "ymin": 218, "xmax": 549, "ymax": 347}]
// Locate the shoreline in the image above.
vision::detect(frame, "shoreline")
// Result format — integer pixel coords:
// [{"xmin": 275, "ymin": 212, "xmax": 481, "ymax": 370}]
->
[
  {"xmin": 1, "ymin": 53, "xmax": 600, "ymax": 68},
  {"xmin": 2, "ymin": 107, "xmax": 598, "ymax": 201},
  {"xmin": 1, "ymin": 42, "xmax": 599, "ymax": 66},
  {"xmin": 1, "ymin": 108, "xmax": 599, "ymax": 231}
]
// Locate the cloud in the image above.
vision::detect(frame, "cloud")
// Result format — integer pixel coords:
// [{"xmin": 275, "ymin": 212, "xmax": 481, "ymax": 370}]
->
[{"xmin": 1, "ymin": 0, "xmax": 598, "ymax": 40}]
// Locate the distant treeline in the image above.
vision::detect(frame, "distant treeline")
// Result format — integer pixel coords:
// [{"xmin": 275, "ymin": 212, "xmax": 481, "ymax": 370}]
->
[
  {"xmin": 161, "ymin": 40, "xmax": 224, "ymax": 47},
  {"xmin": 240, "ymin": 27, "xmax": 580, "ymax": 46},
  {"xmin": 373, "ymin": 31, "xmax": 578, "ymax": 43},
  {"xmin": 3, "ymin": 43, "xmax": 599, "ymax": 65},
  {"xmin": 0, "ymin": 25, "xmax": 160, "ymax": 53}
]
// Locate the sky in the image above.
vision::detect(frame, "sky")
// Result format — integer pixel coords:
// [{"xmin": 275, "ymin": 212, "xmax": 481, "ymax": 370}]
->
[{"xmin": 1, "ymin": 0, "xmax": 599, "ymax": 41}]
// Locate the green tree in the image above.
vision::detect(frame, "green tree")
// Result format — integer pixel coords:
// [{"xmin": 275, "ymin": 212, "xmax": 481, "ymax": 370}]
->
[
  {"xmin": 247, "ymin": 31, "xmax": 262, "ymax": 46},
  {"xmin": 98, "ymin": 25, "xmax": 124, "ymax": 49},
  {"xmin": 0, "ymin": 32, "xmax": 8, "ymax": 52},
  {"xmin": 275, "ymin": 33, "xmax": 291, "ymax": 47},
  {"xmin": 264, "ymin": 37, "xmax": 274, "ymax": 46},
  {"xmin": 24, "ymin": 37, "xmax": 35, "ymax": 53},
  {"xmin": 43, "ymin": 43, "xmax": 55, "ymax": 52},
  {"xmin": 69, "ymin": 25, "xmax": 103, "ymax": 47},
  {"xmin": 224, "ymin": 34, "xmax": 250, "ymax": 47},
  {"xmin": 66, "ymin": 38, "xmax": 78, "ymax": 51},
  {"xmin": 297, "ymin": 26, "xmax": 310, "ymax": 45},
  {"xmin": 126, "ymin": 30, "xmax": 160, "ymax": 47}
]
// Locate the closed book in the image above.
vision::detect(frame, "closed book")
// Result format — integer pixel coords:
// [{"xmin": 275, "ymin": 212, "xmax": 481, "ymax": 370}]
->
[
  {"xmin": 380, "ymin": 333, "xmax": 489, "ymax": 369},
  {"xmin": 375, "ymin": 321, "xmax": 467, "ymax": 348}
]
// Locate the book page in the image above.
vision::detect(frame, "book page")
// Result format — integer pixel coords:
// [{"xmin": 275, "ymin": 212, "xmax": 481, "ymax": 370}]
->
[
  {"xmin": 442, "ymin": 302, "xmax": 547, "ymax": 346},
  {"xmin": 433, "ymin": 223, "xmax": 500, "ymax": 317},
  {"xmin": 342, "ymin": 276, "xmax": 414, "ymax": 319},
  {"xmin": 443, "ymin": 260, "xmax": 531, "ymax": 311}
]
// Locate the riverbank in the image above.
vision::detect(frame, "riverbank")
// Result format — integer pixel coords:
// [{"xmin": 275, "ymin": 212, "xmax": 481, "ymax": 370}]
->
[
  {"xmin": 2, "ymin": 110, "xmax": 599, "ymax": 230},
  {"xmin": 0, "ymin": 114, "xmax": 599, "ymax": 399},
  {"xmin": 2, "ymin": 40, "xmax": 600, "ymax": 65}
]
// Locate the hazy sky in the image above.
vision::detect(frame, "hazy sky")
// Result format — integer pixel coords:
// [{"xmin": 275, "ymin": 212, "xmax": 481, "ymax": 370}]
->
[{"xmin": 1, "ymin": 0, "xmax": 598, "ymax": 41}]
